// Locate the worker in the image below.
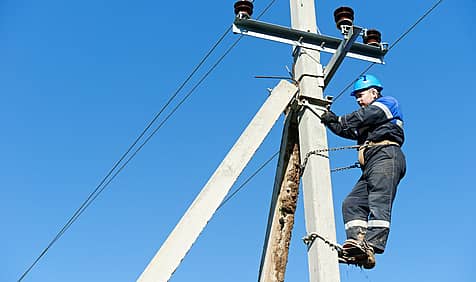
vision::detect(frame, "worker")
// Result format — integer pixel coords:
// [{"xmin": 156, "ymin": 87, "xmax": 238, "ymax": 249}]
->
[{"xmin": 320, "ymin": 74, "xmax": 406, "ymax": 269}]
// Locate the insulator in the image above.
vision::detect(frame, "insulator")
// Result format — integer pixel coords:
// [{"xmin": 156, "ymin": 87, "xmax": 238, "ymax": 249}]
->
[
  {"xmin": 234, "ymin": 1, "xmax": 254, "ymax": 19},
  {"xmin": 334, "ymin": 6, "xmax": 354, "ymax": 30},
  {"xmin": 363, "ymin": 29, "xmax": 382, "ymax": 47}
]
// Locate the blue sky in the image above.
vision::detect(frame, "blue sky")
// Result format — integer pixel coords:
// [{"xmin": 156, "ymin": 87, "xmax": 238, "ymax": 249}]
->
[{"xmin": 2, "ymin": 0, "xmax": 474, "ymax": 281}]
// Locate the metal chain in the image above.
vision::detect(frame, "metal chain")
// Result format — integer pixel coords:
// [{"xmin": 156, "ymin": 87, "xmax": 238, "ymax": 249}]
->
[
  {"xmin": 300, "ymin": 145, "xmax": 360, "ymax": 176},
  {"xmin": 331, "ymin": 162, "xmax": 360, "ymax": 173},
  {"xmin": 302, "ymin": 232, "xmax": 343, "ymax": 253}
]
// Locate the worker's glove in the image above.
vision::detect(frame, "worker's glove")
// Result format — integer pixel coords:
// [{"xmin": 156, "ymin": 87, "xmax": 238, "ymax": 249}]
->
[{"xmin": 320, "ymin": 110, "xmax": 338, "ymax": 125}]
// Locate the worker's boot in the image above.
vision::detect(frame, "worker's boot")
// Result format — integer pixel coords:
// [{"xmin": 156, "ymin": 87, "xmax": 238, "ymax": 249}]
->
[
  {"xmin": 361, "ymin": 247, "xmax": 375, "ymax": 269},
  {"xmin": 339, "ymin": 239, "xmax": 376, "ymax": 269}
]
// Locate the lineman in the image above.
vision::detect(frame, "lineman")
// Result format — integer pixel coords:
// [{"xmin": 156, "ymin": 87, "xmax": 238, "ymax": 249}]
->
[{"xmin": 320, "ymin": 74, "xmax": 406, "ymax": 269}]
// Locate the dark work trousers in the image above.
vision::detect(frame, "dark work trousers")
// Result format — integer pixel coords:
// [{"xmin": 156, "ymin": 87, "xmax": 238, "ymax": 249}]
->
[{"xmin": 342, "ymin": 145, "xmax": 406, "ymax": 254}]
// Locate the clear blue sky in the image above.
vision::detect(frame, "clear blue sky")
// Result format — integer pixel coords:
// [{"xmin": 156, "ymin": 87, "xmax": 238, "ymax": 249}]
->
[{"xmin": 2, "ymin": 0, "xmax": 474, "ymax": 281}]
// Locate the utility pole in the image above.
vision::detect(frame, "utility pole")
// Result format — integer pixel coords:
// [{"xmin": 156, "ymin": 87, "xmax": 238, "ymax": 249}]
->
[
  {"xmin": 138, "ymin": 1, "xmax": 387, "ymax": 281},
  {"xmin": 290, "ymin": 1, "xmax": 340, "ymax": 281},
  {"xmin": 258, "ymin": 1, "xmax": 339, "ymax": 281}
]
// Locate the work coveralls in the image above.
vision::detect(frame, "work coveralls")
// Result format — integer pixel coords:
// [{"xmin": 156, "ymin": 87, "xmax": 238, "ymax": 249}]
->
[{"xmin": 325, "ymin": 96, "xmax": 406, "ymax": 254}]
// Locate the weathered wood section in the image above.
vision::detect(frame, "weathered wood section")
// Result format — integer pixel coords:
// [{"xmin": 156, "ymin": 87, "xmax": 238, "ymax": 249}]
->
[{"xmin": 259, "ymin": 112, "xmax": 300, "ymax": 282}]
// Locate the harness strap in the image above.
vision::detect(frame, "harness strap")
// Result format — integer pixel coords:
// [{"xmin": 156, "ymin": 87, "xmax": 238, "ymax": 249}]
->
[{"xmin": 358, "ymin": 140, "xmax": 400, "ymax": 166}]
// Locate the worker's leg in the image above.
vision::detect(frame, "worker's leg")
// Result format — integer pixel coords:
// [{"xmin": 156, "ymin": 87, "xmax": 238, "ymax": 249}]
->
[
  {"xmin": 341, "ymin": 173, "xmax": 377, "ymax": 269},
  {"xmin": 365, "ymin": 146, "xmax": 406, "ymax": 254},
  {"xmin": 342, "ymin": 175, "xmax": 370, "ymax": 241}
]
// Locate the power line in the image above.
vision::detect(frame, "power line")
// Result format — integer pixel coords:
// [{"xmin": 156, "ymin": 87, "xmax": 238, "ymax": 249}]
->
[
  {"xmin": 333, "ymin": 0, "xmax": 444, "ymax": 102},
  {"xmin": 18, "ymin": 1, "xmax": 278, "ymax": 281},
  {"xmin": 73, "ymin": 0, "xmax": 280, "ymax": 235},
  {"xmin": 75, "ymin": 0, "xmax": 280, "ymax": 236},
  {"xmin": 218, "ymin": 151, "xmax": 280, "ymax": 211},
  {"xmin": 18, "ymin": 24, "xmax": 232, "ymax": 282}
]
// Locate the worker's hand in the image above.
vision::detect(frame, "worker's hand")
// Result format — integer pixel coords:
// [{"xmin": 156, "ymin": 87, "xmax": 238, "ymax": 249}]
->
[{"xmin": 320, "ymin": 110, "xmax": 338, "ymax": 125}]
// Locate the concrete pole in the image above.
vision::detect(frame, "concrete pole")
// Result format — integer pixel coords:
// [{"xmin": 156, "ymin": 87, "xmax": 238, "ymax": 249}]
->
[
  {"xmin": 137, "ymin": 81, "xmax": 298, "ymax": 282},
  {"xmin": 289, "ymin": 1, "xmax": 340, "ymax": 282}
]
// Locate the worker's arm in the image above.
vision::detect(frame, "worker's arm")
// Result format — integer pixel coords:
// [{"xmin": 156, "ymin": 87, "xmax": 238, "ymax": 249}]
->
[
  {"xmin": 321, "ymin": 105, "xmax": 389, "ymax": 140},
  {"xmin": 320, "ymin": 110, "xmax": 358, "ymax": 140}
]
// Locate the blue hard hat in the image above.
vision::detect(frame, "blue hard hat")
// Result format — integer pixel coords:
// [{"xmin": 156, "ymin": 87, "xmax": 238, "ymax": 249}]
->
[{"xmin": 351, "ymin": 74, "xmax": 383, "ymax": 96}]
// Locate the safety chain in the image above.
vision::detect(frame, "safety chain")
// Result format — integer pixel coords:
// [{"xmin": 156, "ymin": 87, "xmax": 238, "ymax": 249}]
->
[
  {"xmin": 331, "ymin": 162, "xmax": 361, "ymax": 173},
  {"xmin": 300, "ymin": 145, "xmax": 360, "ymax": 176},
  {"xmin": 302, "ymin": 232, "xmax": 343, "ymax": 253}
]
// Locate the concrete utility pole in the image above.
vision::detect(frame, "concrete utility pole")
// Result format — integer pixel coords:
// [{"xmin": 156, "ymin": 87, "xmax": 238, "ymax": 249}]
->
[
  {"xmin": 290, "ymin": 1, "xmax": 340, "ymax": 281},
  {"xmin": 258, "ymin": 1, "xmax": 339, "ymax": 281}
]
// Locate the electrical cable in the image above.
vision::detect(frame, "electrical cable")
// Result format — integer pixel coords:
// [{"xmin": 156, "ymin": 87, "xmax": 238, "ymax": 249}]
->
[
  {"xmin": 18, "ymin": 1, "xmax": 278, "ymax": 281},
  {"xmin": 218, "ymin": 151, "xmax": 280, "ymax": 211},
  {"xmin": 74, "ymin": 0, "xmax": 279, "ymax": 233},
  {"xmin": 18, "ymin": 23, "xmax": 232, "ymax": 282},
  {"xmin": 332, "ymin": 0, "xmax": 444, "ymax": 102},
  {"xmin": 77, "ymin": 0, "xmax": 279, "ymax": 233}
]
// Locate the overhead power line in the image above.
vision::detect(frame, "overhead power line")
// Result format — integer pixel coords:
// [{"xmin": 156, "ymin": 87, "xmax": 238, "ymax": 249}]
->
[
  {"xmin": 333, "ymin": 0, "xmax": 444, "ymax": 101},
  {"xmin": 18, "ymin": 21, "xmax": 233, "ymax": 282},
  {"xmin": 18, "ymin": 1, "xmax": 278, "ymax": 281},
  {"xmin": 218, "ymin": 151, "xmax": 280, "ymax": 211}
]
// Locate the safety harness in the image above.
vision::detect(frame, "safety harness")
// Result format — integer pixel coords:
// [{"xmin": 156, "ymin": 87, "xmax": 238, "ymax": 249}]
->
[{"xmin": 358, "ymin": 140, "xmax": 400, "ymax": 166}]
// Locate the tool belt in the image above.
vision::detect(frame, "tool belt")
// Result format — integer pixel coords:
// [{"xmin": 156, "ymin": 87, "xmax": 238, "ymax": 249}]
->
[{"xmin": 358, "ymin": 140, "xmax": 400, "ymax": 166}]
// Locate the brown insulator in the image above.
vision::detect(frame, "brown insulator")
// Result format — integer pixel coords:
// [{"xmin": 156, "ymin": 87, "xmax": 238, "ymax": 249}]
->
[
  {"xmin": 234, "ymin": 1, "xmax": 254, "ymax": 19},
  {"xmin": 363, "ymin": 29, "xmax": 382, "ymax": 47},
  {"xmin": 334, "ymin": 6, "xmax": 354, "ymax": 30}
]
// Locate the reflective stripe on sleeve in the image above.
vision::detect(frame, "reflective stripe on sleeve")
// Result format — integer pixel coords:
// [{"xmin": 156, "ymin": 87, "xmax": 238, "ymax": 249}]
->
[
  {"xmin": 344, "ymin": 219, "xmax": 368, "ymax": 230},
  {"xmin": 372, "ymin": 102, "xmax": 393, "ymax": 119},
  {"xmin": 368, "ymin": 220, "xmax": 390, "ymax": 228},
  {"xmin": 396, "ymin": 119, "xmax": 404, "ymax": 128}
]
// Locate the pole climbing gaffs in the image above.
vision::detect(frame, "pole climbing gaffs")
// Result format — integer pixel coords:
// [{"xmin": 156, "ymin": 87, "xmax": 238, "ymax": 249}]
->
[{"xmin": 138, "ymin": 1, "xmax": 388, "ymax": 282}]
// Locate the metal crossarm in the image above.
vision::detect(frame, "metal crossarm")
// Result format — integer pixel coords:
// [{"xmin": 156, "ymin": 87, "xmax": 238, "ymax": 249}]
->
[{"xmin": 233, "ymin": 18, "xmax": 387, "ymax": 64}]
